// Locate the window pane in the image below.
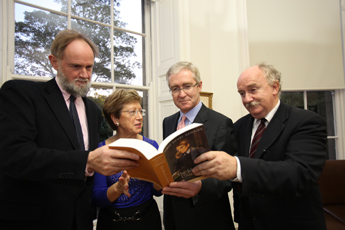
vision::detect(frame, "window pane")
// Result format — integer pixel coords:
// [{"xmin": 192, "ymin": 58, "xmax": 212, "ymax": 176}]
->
[
  {"xmin": 15, "ymin": 4, "xmax": 67, "ymax": 76},
  {"xmin": 113, "ymin": 32, "xmax": 143, "ymax": 85},
  {"xmin": 71, "ymin": 0, "xmax": 111, "ymax": 25},
  {"xmin": 280, "ymin": 92, "xmax": 304, "ymax": 109},
  {"xmin": 307, "ymin": 91, "xmax": 335, "ymax": 136},
  {"xmin": 327, "ymin": 139, "xmax": 336, "ymax": 160},
  {"xmin": 17, "ymin": 0, "xmax": 65, "ymax": 13},
  {"xmin": 87, "ymin": 87, "xmax": 114, "ymax": 141},
  {"xmin": 114, "ymin": 0, "xmax": 143, "ymax": 33},
  {"xmin": 71, "ymin": 19, "xmax": 112, "ymax": 82}
]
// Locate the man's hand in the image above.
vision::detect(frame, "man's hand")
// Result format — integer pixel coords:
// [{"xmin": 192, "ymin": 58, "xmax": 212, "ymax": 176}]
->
[
  {"xmin": 162, "ymin": 180, "xmax": 202, "ymax": 198},
  {"xmin": 192, "ymin": 151, "xmax": 237, "ymax": 180},
  {"xmin": 86, "ymin": 145, "xmax": 140, "ymax": 176}
]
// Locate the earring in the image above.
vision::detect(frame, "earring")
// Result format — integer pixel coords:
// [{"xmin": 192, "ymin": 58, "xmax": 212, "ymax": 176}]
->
[{"xmin": 116, "ymin": 122, "xmax": 119, "ymax": 126}]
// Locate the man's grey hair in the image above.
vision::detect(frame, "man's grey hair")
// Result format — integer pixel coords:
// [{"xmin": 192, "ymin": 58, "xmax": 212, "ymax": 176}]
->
[
  {"xmin": 258, "ymin": 62, "xmax": 282, "ymax": 97},
  {"xmin": 166, "ymin": 61, "xmax": 201, "ymax": 87}
]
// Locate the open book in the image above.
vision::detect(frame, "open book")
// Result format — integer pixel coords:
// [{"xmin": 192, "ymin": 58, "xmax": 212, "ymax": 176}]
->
[{"xmin": 109, "ymin": 123, "xmax": 209, "ymax": 188}]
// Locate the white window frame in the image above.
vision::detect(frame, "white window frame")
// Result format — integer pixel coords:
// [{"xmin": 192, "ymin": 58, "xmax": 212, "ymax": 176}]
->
[
  {"xmin": 281, "ymin": 89, "xmax": 345, "ymax": 160},
  {"xmin": 1, "ymin": 0, "xmax": 157, "ymax": 138},
  {"xmin": 3, "ymin": 0, "xmax": 152, "ymax": 88}
]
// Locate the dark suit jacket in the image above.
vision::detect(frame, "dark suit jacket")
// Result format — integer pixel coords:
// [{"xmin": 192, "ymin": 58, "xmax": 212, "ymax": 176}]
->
[
  {"xmin": 0, "ymin": 79, "xmax": 102, "ymax": 230},
  {"xmin": 163, "ymin": 103, "xmax": 236, "ymax": 230},
  {"xmin": 233, "ymin": 102, "xmax": 327, "ymax": 230}
]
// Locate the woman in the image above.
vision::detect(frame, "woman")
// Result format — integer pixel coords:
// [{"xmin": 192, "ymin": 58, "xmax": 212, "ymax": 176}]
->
[{"xmin": 92, "ymin": 89, "xmax": 162, "ymax": 230}]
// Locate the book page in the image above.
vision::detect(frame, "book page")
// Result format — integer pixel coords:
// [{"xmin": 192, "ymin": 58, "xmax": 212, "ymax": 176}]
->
[
  {"xmin": 158, "ymin": 123, "xmax": 203, "ymax": 153},
  {"xmin": 160, "ymin": 123, "xmax": 209, "ymax": 182},
  {"xmin": 109, "ymin": 138, "xmax": 159, "ymax": 160}
]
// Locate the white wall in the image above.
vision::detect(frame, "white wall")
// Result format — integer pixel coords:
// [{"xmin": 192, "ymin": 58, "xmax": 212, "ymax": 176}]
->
[
  {"xmin": 247, "ymin": 0, "xmax": 344, "ymax": 91},
  {"xmin": 152, "ymin": 1, "xmax": 249, "ymax": 228},
  {"xmin": 0, "ymin": 1, "xmax": 3, "ymax": 86},
  {"xmin": 187, "ymin": 0, "xmax": 245, "ymax": 122}
]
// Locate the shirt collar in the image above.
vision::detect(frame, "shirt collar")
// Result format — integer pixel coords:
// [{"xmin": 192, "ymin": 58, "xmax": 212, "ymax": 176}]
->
[
  {"xmin": 55, "ymin": 77, "xmax": 81, "ymax": 103},
  {"xmin": 254, "ymin": 100, "xmax": 280, "ymax": 125},
  {"xmin": 179, "ymin": 101, "xmax": 202, "ymax": 124}
]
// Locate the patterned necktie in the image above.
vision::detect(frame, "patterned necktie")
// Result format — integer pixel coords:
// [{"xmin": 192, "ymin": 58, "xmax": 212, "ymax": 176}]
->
[
  {"xmin": 177, "ymin": 115, "xmax": 187, "ymax": 130},
  {"xmin": 249, "ymin": 118, "xmax": 266, "ymax": 158},
  {"xmin": 69, "ymin": 95, "xmax": 85, "ymax": 150}
]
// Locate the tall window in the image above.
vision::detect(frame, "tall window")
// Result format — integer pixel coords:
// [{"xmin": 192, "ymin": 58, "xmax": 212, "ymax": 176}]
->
[
  {"xmin": 9, "ymin": 0, "xmax": 151, "ymax": 139},
  {"xmin": 281, "ymin": 91, "xmax": 336, "ymax": 159}
]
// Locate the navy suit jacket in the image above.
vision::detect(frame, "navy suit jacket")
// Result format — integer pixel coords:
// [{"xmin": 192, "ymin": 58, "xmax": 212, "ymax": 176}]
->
[
  {"xmin": 233, "ymin": 102, "xmax": 327, "ymax": 230},
  {"xmin": 0, "ymin": 79, "xmax": 102, "ymax": 230},
  {"xmin": 163, "ymin": 103, "xmax": 236, "ymax": 230}
]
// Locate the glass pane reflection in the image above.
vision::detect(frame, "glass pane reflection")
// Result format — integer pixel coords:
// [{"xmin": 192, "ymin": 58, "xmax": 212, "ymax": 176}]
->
[
  {"xmin": 327, "ymin": 139, "xmax": 336, "ymax": 160},
  {"xmin": 113, "ymin": 32, "xmax": 143, "ymax": 85},
  {"xmin": 114, "ymin": 0, "xmax": 143, "ymax": 33},
  {"xmin": 16, "ymin": 0, "xmax": 65, "ymax": 13},
  {"xmin": 71, "ymin": 0, "xmax": 111, "ymax": 25},
  {"xmin": 280, "ymin": 92, "xmax": 304, "ymax": 109},
  {"xmin": 87, "ymin": 87, "xmax": 114, "ymax": 141},
  {"xmin": 307, "ymin": 91, "xmax": 335, "ymax": 136},
  {"xmin": 71, "ymin": 19, "xmax": 112, "ymax": 83},
  {"xmin": 15, "ymin": 3, "xmax": 67, "ymax": 77}
]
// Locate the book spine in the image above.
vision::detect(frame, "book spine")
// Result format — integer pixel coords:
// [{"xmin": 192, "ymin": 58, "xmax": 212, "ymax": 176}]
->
[{"xmin": 150, "ymin": 154, "xmax": 174, "ymax": 187}]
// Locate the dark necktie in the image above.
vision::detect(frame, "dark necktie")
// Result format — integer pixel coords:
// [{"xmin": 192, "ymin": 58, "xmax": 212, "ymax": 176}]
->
[
  {"xmin": 69, "ymin": 95, "xmax": 85, "ymax": 150},
  {"xmin": 249, "ymin": 118, "xmax": 266, "ymax": 158}
]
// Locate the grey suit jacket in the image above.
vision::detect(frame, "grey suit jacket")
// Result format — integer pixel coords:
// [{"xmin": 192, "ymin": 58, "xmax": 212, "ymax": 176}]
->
[
  {"xmin": 163, "ymin": 103, "xmax": 236, "ymax": 230},
  {"xmin": 0, "ymin": 78, "xmax": 102, "ymax": 230},
  {"xmin": 233, "ymin": 102, "xmax": 327, "ymax": 230}
]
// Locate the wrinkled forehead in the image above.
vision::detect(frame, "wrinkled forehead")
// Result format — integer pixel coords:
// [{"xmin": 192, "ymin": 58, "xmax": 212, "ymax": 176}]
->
[{"xmin": 237, "ymin": 66, "xmax": 266, "ymax": 87}]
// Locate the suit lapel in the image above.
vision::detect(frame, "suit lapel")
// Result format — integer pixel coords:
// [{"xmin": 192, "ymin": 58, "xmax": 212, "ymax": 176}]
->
[
  {"xmin": 244, "ymin": 116, "xmax": 254, "ymax": 157},
  {"xmin": 254, "ymin": 103, "xmax": 289, "ymax": 159},
  {"xmin": 237, "ymin": 115, "xmax": 254, "ymax": 157},
  {"xmin": 193, "ymin": 103, "xmax": 209, "ymax": 131},
  {"xmin": 167, "ymin": 112, "xmax": 180, "ymax": 135},
  {"xmin": 44, "ymin": 78, "xmax": 80, "ymax": 150}
]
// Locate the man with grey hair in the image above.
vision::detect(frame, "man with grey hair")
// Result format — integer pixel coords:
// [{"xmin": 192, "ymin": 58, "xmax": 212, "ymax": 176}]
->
[
  {"xmin": 193, "ymin": 63, "xmax": 327, "ymax": 230},
  {"xmin": 0, "ymin": 29, "xmax": 139, "ymax": 230},
  {"xmin": 162, "ymin": 61, "xmax": 236, "ymax": 230}
]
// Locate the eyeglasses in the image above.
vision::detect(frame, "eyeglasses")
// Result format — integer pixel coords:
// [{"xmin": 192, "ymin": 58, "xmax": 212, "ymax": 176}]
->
[
  {"xmin": 121, "ymin": 109, "xmax": 146, "ymax": 117},
  {"xmin": 169, "ymin": 82, "xmax": 199, "ymax": 95}
]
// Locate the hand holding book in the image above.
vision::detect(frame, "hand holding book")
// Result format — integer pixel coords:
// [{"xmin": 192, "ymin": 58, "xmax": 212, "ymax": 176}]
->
[{"xmin": 109, "ymin": 123, "xmax": 209, "ymax": 188}]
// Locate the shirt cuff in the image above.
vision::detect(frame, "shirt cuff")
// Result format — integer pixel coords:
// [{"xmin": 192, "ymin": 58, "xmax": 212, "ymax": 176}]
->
[
  {"xmin": 230, "ymin": 156, "xmax": 242, "ymax": 182},
  {"xmin": 85, "ymin": 167, "xmax": 94, "ymax": 177}
]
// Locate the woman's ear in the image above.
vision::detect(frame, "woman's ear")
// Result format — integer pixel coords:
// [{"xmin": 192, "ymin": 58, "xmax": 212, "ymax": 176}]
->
[{"xmin": 111, "ymin": 114, "xmax": 119, "ymax": 126}]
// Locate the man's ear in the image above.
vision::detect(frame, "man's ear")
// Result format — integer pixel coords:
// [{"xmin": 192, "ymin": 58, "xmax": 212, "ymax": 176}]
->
[
  {"xmin": 272, "ymin": 81, "xmax": 280, "ymax": 96},
  {"xmin": 48, "ymin": 55, "xmax": 59, "ymax": 71},
  {"xmin": 198, "ymin": 81, "xmax": 203, "ymax": 92}
]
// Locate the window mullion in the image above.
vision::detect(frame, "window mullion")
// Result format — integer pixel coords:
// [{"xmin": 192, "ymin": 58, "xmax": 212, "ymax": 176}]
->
[
  {"xmin": 67, "ymin": 0, "xmax": 71, "ymax": 28},
  {"xmin": 110, "ymin": 0, "xmax": 114, "ymax": 83}
]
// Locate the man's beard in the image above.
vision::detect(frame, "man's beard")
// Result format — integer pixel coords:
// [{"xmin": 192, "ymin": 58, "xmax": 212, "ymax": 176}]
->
[{"xmin": 56, "ymin": 70, "xmax": 91, "ymax": 98}]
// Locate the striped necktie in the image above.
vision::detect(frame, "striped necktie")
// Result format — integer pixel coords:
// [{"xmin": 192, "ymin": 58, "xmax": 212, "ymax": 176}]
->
[{"xmin": 249, "ymin": 119, "xmax": 266, "ymax": 158}]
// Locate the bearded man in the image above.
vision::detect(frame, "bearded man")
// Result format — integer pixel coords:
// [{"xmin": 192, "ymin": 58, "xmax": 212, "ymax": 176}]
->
[{"xmin": 0, "ymin": 29, "xmax": 139, "ymax": 230}]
